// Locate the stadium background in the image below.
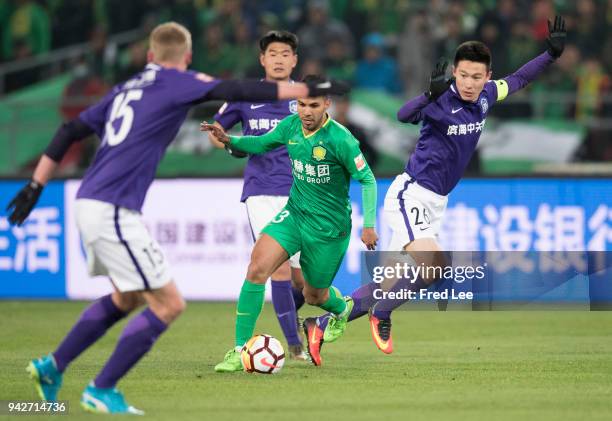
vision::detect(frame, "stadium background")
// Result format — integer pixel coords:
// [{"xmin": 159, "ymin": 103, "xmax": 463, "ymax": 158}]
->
[{"xmin": 0, "ymin": 0, "xmax": 610, "ymax": 300}]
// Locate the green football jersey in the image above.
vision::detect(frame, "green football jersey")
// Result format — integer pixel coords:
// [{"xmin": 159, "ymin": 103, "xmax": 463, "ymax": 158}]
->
[{"xmin": 230, "ymin": 113, "xmax": 377, "ymax": 238}]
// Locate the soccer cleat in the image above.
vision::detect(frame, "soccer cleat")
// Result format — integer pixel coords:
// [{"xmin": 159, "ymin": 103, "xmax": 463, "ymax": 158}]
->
[
  {"xmin": 368, "ymin": 308, "xmax": 393, "ymax": 354},
  {"xmin": 81, "ymin": 383, "xmax": 144, "ymax": 415},
  {"xmin": 288, "ymin": 344, "xmax": 310, "ymax": 362},
  {"xmin": 323, "ymin": 296, "xmax": 354, "ymax": 343},
  {"xmin": 26, "ymin": 354, "xmax": 63, "ymax": 401},
  {"xmin": 214, "ymin": 348, "xmax": 243, "ymax": 372},
  {"xmin": 303, "ymin": 317, "xmax": 324, "ymax": 366}
]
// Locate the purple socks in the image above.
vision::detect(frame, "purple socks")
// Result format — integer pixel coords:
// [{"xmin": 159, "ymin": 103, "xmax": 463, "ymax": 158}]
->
[
  {"xmin": 316, "ymin": 277, "xmax": 430, "ymax": 329},
  {"xmin": 292, "ymin": 285, "xmax": 305, "ymax": 311},
  {"xmin": 372, "ymin": 277, "xmax": 428, "ymax": 320},
  {"xmin": 317, "ymin": 282, "xmax": 379, "ymax": 331},
  {"xmin": 53, "ymin": 294, "xmax": 126, "ymax": 372},
  {"xmin": 94, "ymin": 308, "xmax": 167, "ymax": 389},
  {"xmin": 271, "ymin": 280, "xmax": 301, "ymax": 346}
]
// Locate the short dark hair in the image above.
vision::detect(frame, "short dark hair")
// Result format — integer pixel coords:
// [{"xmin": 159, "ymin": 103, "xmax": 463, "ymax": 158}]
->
[
  {"xmin": 301, "ymin": 74, "xmax": 329, "ymax": 97},
  {"xmin": 454, "ymin": 41, "xmax": 492, "ymax": 70},
  {"xmin": 259, "ymin": 30, "xmax": 298, "ymax": 53}
]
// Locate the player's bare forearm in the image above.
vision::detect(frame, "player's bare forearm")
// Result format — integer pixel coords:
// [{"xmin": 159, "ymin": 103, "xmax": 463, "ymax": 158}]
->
[
  {"xmin": 207, "ymin": 122, "xmax": 227, "ymax": 149},
  {"xmin": 32, "ymin": 155, "xmax": 58, "ymax": 185}
]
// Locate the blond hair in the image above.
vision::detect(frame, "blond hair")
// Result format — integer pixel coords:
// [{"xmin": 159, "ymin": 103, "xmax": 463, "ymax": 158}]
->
[{"xmin": 149, "ymin": 22, "xmax": 192, "ymax": 63}]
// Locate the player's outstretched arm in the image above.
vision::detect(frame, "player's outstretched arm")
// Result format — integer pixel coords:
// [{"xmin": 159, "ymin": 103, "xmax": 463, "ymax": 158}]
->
[
  {"xmin": 495, "ymin": 15, "xmax": 566, "ymax": 101},
  {"xmin": 397, "ymin": 58, "xmax": 451, "ymax": 124},
  {"xmin": 201, "ymin": 117, "xmax": 288, "ymax": 155},
  {"xmin": 5, "ymin": 118, "xmax": 93, "ymax": 226},
  {"xmin": 205, "ymin": 79, "xmax": 350, "ymax": 103}
]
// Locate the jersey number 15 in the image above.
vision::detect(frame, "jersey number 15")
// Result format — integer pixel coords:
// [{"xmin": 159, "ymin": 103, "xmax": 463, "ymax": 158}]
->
[{"xmin": 104, "ymin": 89, "xmax": 143, "ymax": 146}]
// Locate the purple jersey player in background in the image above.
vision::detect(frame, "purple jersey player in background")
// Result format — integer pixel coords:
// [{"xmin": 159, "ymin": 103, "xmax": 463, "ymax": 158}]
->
[
  {"xmin": 208, "ymin": 30, "xmax": 309, "ymax": 361},
  {"xmin": 5, "ymin": 22, "xmax": 347, "ymax": 414},
  {"xmin": 303, "ymin": 15, "xmax": 567, "ymax": 360}
]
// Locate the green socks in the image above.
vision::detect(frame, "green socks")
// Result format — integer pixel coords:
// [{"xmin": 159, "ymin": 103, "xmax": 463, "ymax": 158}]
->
[
  {"xmin": 319, "ymin": 286, "xmax": 347, "ymax": 316},
  {"xmin": 235, "ymin": 280, "xmax": 266, "ymax": 347},
  {"xmin": 234, "ymin": 282, "xmax": 345, "ymax": 347}
]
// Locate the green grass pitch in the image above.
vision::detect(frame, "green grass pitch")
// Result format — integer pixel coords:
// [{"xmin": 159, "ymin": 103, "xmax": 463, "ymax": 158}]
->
[{"xmin": 1, "ymin": 301, "xmax": 611, "ymax": 420}]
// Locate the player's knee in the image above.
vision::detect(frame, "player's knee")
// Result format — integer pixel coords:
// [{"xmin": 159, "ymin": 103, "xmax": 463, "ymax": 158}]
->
[
  {"xmin": 291, "ymin": 269, "xmax": 305, "ymax": 289},
  {"xmin": 113, "ymin": 291, "xmax": 144, "ymax": 313},
  {"xmin": 170, "ymin": 296, "xmax": 187, "ymax": 318},
  {"xmin": 156, "ymin": 296, "xmax": 186, "ymax": 323},
  {"xmin": 246, "ymin": 260, "xmax": 270, "ymax": 284}
]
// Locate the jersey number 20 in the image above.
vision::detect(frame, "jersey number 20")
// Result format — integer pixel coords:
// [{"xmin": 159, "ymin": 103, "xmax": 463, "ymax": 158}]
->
[{"xmin": 105, "ymin": 89, "xmax": 143, "ymax": 146}]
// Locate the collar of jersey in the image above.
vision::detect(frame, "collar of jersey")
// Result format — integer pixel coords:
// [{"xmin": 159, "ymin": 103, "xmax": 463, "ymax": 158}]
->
[
  {"xmin": 146, "ymin": 63, "xmax": 162, "ymax": 71},
  {"xmin": 302, "ymin": 113, "xmax": 331, "ymax": 138}
]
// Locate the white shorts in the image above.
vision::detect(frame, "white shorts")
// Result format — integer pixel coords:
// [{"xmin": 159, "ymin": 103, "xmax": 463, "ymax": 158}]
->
[
  {"xmin": 75, "ymin": 199, "xmax": 172, "ymax": 292},
  {"xmin": 245, "ymin": 195, "xmax": 301, "ymax": 268},
  {"xmin": 384, "ymin": 173, "xmax": 448, "ymax": 251}
]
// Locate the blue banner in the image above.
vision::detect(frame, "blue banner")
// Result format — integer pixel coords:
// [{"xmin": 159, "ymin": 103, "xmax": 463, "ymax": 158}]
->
[
  {"xmin": 0, "ymin": 178, "xmax": 610, "ymax": 300},
  {"xmin": 335, "ymin": 178, "xmax": 612, "ymax": 296}
]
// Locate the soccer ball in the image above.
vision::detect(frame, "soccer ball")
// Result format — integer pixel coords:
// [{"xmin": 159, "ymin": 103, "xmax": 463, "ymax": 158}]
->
[{"xmin": 241, "ymin": 334, "xmax": 285, "ymax": 374}]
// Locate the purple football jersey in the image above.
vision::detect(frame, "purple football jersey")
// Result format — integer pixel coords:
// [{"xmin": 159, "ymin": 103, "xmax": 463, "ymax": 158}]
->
[
  {"xmin": 401, "ymin": 51, "xmax": 554, "ymax": 197},
  {"xmin": 77, "ymin": 63, "xmax": 220, "ymax": 211},
  {"xmin": 214, "ymin": 97, "xmax": 296, "ymax": 202},
  {"xmin": 405, "ymin": 81, "xmax": 497, "ymax": 196}
]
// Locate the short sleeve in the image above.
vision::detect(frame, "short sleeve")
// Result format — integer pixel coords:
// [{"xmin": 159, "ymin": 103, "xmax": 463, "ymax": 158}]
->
[
  {"xmin": 78, "ymin": 88, "xmax": 117, "ymax": 137},
  {"xmin": 214, "ymin": 101, "xmax": 242, "ymax": 130}
]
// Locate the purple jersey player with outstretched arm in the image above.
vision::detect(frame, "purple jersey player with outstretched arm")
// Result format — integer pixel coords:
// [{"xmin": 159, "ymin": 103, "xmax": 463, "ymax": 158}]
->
[
  {"xmin": 207, "ymin": 30, "xmax": 309, "ymax": 362},
  {"xmin": 302, "ymin": 15, "xmax": 567, "ymax": 360},
  {"xmin": 4, "ymin": 22, "xmax": 348, "ymax": 414}
]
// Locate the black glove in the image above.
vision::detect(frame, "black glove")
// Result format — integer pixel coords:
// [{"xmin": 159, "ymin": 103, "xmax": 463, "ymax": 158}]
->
[
  {"xmin": 546, "ymin": 15, "xmax": 566, "ymax": 58},
  {"xmin": 306, "ymin": 79, "xmax": 350, "ymax": 97},
  {"xmin": 426, "ymin": 58, "xmax": 452, "ymax": 101},
  {"xmin": 225, "ymin": 144, "xmax": 247, "ymax": 158},
  {"xmin": 6, "ymin": 180, "xmax": 43, "ymax": 226}
]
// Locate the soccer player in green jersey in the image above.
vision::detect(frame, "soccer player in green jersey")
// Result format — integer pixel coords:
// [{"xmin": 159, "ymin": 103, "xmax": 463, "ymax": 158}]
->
[{"xmin": 200, "ymin": 75, "xmax": 379, "ymax": 368}]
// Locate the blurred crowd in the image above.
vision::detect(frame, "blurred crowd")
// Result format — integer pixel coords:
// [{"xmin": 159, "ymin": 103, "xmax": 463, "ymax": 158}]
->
[{"xmin": 1, "ymin": 0, "xmax": 611, "ymax": 161}]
